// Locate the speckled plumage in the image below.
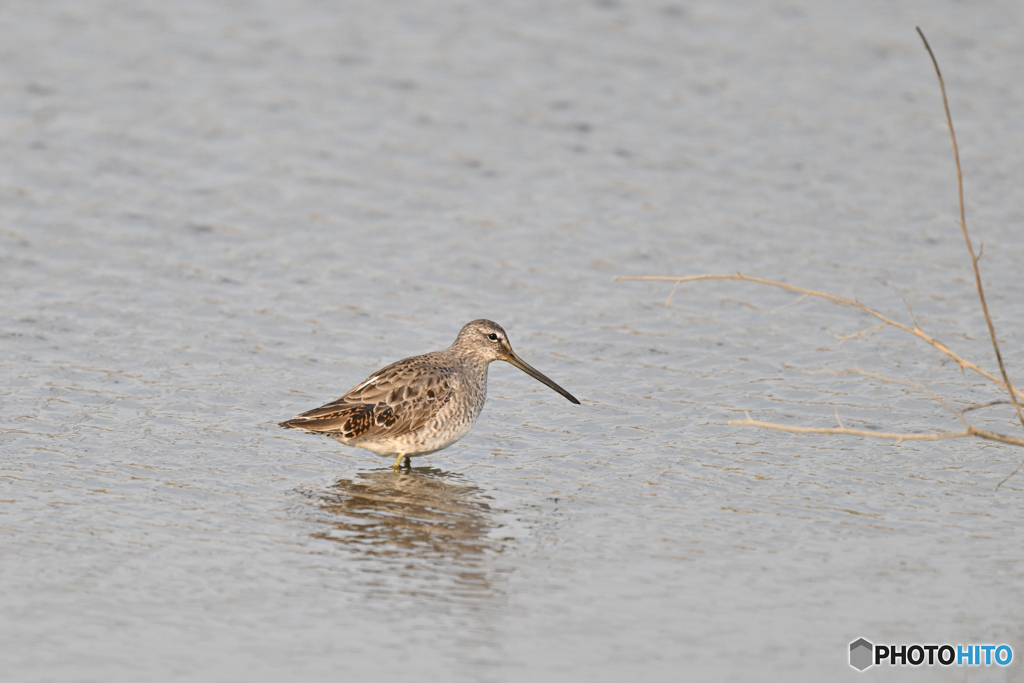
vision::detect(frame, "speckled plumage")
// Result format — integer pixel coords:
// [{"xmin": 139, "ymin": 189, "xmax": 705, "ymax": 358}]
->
[{"xmin": 280, "ymin": 320, "xmax": 580, "ymax": 469}]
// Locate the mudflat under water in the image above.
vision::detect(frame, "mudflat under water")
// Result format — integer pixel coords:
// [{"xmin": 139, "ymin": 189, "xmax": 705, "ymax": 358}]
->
[{"xmin": 3, "ymin": 1, "xmax": 1024, "ymax": 681}]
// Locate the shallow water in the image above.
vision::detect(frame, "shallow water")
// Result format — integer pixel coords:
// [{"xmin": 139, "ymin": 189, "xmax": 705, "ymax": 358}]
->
[{"xmin": 3, "ymin": 1, "xmax": 1024, "ymax": 680}]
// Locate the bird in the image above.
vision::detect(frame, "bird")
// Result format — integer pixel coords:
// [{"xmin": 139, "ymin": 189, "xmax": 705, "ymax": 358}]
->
[{"xmin": 279, "ymin": 319, "xmax": 580, "ymax": 470}]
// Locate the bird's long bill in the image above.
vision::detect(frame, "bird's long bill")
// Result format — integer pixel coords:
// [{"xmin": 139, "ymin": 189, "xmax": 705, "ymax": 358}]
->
[{"xmin": 505, "ymin": 350, "xmax": 581, "ymax": 404}]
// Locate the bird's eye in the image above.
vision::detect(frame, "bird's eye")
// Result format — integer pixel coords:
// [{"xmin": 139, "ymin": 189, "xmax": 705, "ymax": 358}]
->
[{"xmin": 488, "ymin": 333, "xmax": 499, "ymax": 341}]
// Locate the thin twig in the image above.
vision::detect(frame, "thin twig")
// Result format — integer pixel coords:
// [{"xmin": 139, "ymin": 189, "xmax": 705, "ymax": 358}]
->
[
  {"xmin": 615, "ymin": 33, "xmax": 1024, "ymax": 487},
  {"xmin": 728, "ymin": 417, "xmax": 1024, "ymax": 449},
  {"xmin": 833, "ymin": 324, "xmax": 885, "ymax": 344},
  {"xmin": 819, "ymin": 366, "xmax": 968, "ymax": 424},
  {"xmin": 730, "ymin": 418, "xmax": 968, "ymax": 444},
  {"xmin": 903, "ymin": 299, "xmax": 921, "ymax": 330},
  {"xmin": 770, "ymin": 293, "xmax": 810, "ymax": 314},
  {"xmin": 665, "ymin": 279, "xmax": 682, "ymax": 308},
  {"xmin": 614, "ymin": 272, "xmax": 1024, "ymax": 400},
  {"xmin": 959, "ymin": 400, "xmax": 1011, "ymax": 415},
  {"xmin": 845, "ymin": 368, "xmax": 967, "ymax": 425},
  {"xmin": 916, "ymin": 26, "xmax": 1024, "ymax": 489}
]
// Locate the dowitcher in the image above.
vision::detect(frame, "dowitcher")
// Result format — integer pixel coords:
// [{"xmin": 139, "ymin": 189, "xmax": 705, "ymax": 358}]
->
[{"xmin": 280, "ymin": 319, "xmax": 580, "ymax": 470}]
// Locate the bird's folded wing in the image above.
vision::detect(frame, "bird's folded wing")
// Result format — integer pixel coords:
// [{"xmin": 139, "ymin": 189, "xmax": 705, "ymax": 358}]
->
[{"xmin": 280, "ymin": 359, "xmax": 456, "ymax": 440}]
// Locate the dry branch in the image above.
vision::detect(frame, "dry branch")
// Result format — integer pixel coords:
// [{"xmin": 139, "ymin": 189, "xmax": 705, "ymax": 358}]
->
[
  {"xmin": 733, "ymin": 370, "xmax": 1024, "ymax": 448},
  {"xmin": 960, "ymin": 400, "xmax": 1011, "ymax": 415},
  {"xmin": 842, "ymin": 368, "xmax": 965, "ymax": 424},
  {"xmin": 727, "ymin": 418, "xmax": 1024, "ymax": 449},
  {"xmin": 613, "ymin": 29, "xmax": 1024, "ymax": 488},
  {"xmin": 612, "ymin": 273, "xmax": 1024, "ymax": 401},
  {"xmin": 916, "ymin": 26, "xmax": 1024, "ymax": 488}
]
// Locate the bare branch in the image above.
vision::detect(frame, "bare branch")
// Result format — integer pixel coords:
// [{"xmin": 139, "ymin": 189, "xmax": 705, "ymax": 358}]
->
[
  {"xmin": 959, "ymin": 400, "xmax": 1011, "ymax": 415},
  {"xmin": 729, "ymin": 418, "xmax": 969, "ymax": 444},
  {"xmin": 917, "ymin": 26, "xmax": 1024, "ymax": 488},
  {"xmin": 770, "ymin": 293, "xmax": 809, "ymax": 314},
  {"xmin": 614, "ymin": 272, "xmax": 1024, "ymax": 400},
  {"xmin": 833, "ymin": 324, "xmax": 885, "ymax": 344},
  {"xmin": 665, "ymin": 279, "xmax": 682, "ymax": 308},
  {"xmin": 997, "ymin": 459, "xmax": 1024, "ymax": 490},
  {"xmin": 844, "ymin": 369, "xmax": 967, "ymax": 425},
  {"xmin": 614, "ymin": 34, "xmax": 1024, "ymax": 488},
  {"xmin": 729, "ymin": 417, "xmax": 1024, "ymax": 449},
  {"xmin": 958, "ymin": 426, "xmax": 1024, "ymax": 448},
  {"xmin": 903, "ymin": 298, "xmax": 921, "ymax": 330}
]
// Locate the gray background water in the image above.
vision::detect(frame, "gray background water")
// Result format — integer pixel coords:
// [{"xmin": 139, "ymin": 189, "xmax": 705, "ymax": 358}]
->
[{"xmin": 3, "ymin": 0, "xmax": 1024, "ymax": 680}]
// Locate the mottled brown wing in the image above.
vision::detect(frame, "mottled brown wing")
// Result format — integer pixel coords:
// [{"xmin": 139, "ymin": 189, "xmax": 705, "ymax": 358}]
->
[{"xmin": 280, "ymin": 355, "xmax": 455, "ymax": 441}]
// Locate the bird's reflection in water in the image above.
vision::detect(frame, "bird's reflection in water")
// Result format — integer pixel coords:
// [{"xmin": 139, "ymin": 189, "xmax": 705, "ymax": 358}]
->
[{"xmin": 306, "ymin": 466, "xmax": 504, "ymax": 601}]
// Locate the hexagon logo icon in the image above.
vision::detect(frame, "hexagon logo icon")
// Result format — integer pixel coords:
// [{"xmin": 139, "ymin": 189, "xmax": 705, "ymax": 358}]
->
[{"xmin": 850, "ymin": 638, "xmax": 874, "ymax": 671}]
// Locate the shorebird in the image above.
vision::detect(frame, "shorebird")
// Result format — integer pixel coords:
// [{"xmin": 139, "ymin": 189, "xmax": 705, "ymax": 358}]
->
[{"xmin": 279, "ymin": 319, "xmax": 580, "ymax": 470}]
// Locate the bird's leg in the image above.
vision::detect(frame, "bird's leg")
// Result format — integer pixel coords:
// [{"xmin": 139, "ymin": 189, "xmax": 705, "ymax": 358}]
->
[
  {"xmin": 391, "ymin": 453, "xmax": 406, "ymax": 471},
  {"xmin": 403, "ymin": 455, "xmax": 411, "ymax": 468}
]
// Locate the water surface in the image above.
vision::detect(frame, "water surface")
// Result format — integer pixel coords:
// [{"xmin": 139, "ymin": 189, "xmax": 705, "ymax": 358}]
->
[{"xmin": 3, "ymin": 1, "xmax": 1024, "ymax": 680}]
